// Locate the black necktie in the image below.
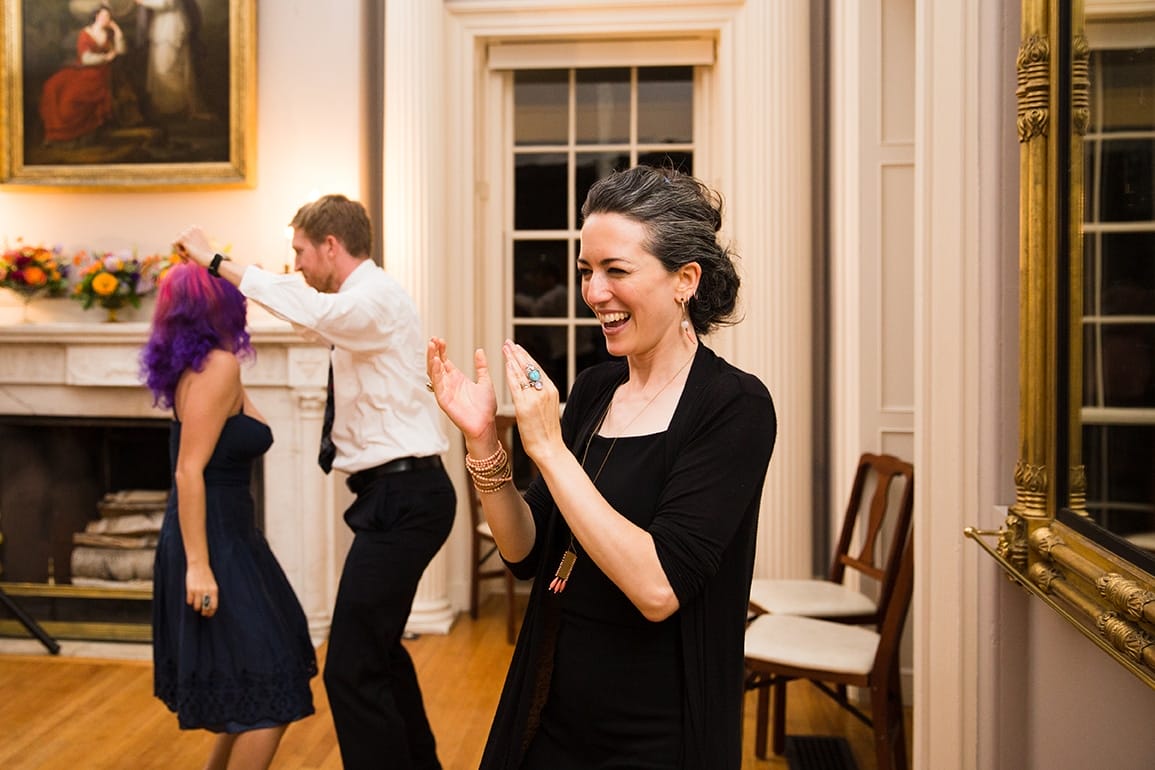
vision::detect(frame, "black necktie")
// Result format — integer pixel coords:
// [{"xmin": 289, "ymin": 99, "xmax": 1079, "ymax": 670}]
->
[{"xmin": 318, "ymin": 357, "xmax": 335, "ymax": 474}]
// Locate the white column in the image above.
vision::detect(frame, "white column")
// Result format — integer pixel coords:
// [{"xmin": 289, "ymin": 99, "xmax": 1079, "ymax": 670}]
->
[
  {"xmin": 255, "ymin": 341, "xmax": 335, "ymax": 644},
  {"xmin": 914, "ymin": 0, "xmax": 984, "ymax": 767},
  {"xmin": 383, "ymin": 0, "xmax": 456, "ymax": 634},
  {"xmin": 730, "ymin": 2, "xmax": 814, "ymax": 580},
  {"xmin": 291, "ymin": 386, "xmax": 338, "ymax": 641}
]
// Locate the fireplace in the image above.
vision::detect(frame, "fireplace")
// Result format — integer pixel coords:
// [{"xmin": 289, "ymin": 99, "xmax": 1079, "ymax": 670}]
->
[
  {"xmin": 0, "ymin": 316, "xmax": 337, "ymax": 643},
  {"xmin": 2, "ymin": 416, "xmax": 170, "ymax": 584}
]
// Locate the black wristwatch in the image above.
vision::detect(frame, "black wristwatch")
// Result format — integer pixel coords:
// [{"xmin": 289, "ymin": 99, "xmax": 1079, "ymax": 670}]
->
[{"xmin": 208, "ymin": 253, "xmax": 230, "ymax": 277}]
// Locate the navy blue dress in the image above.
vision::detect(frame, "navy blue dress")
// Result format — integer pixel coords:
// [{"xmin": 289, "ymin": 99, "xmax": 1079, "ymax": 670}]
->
[{"xmin": 153, "ymin": 411, "xmax": 317, "ymax": 733}]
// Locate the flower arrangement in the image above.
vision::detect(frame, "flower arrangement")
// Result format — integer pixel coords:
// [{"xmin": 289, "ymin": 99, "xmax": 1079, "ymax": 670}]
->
[
  {"xmin": 72, "ymin": 249, "xmax": 174, "ymax": 318},
  {"xmin": 0, "ymin": 243, "xmax": 70, "ymax": 300}
]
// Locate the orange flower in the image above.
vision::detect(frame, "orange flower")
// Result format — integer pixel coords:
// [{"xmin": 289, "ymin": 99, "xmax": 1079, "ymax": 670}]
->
[
  {"xmin": 22, "ymin": 266, "xmax": 47, "ymax": 286},
  {"xmin": 91, "ymin": 272, "xmax": 119, "ymax": 296}
]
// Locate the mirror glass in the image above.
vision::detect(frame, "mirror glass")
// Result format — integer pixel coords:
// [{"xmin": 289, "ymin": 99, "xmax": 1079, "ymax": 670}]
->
[{"xmin": 1073, "ymin": 3, "xmax": 1155, "ymax": 566}]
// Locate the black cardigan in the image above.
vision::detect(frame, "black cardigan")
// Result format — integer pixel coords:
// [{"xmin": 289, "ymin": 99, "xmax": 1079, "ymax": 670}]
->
[{"xmin": 479, "ymin": 344, "xmax": 777, "ymax": 770}]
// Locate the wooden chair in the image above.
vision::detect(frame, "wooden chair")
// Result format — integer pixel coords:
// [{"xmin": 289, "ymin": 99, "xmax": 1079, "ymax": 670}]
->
[
  {"xmin": 747, "ymin": 452, "xmax": 914, "ymax": 626},
  {"xmin": 467, "ymin": 414, "xmax": 519, "ymax": 644},
  {"xmin": 744, "ymin": 534, "xmax": 915, "ymax": 770}
]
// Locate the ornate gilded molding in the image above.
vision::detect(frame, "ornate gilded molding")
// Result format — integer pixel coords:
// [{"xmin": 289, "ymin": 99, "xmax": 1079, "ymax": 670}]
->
[
  {"xmin": 1013, "ymin": 459, "xmax": 1049, "ymax": 516},
  {"xmin": 1028, "ymin": 526, "xmax": 1155, "ymax": 675},
  {"xmin": 999, "ymin": 509, "xmax": 1030, "ymax": 572},
  {"xmin": 1071, "ymin": 34, "xmax": 1091, "ymax": 136},
  {"xmin": 1097, "ymin": 612, "xmax": 1155, "ymax": 666},
  {"xmin": 1029, "ymin": 561, "xmax": 1063, "ymax": 591},
  {"xmin": 1017, "ymin": 33, "xmax": 1051, "ymax": 141},
  {"xmin": 1068, "ymin": 463, "xmax": 1087, "ymax": 512},
  {"xmin": 1097, "ymin": 573, "xmax": 1155, "ymax": 625}
]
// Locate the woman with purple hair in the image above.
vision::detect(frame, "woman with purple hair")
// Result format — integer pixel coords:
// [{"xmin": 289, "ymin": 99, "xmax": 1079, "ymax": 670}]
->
[{"xmin": 142, "ymin": 262, "xmax": 316, "ymax": 770}]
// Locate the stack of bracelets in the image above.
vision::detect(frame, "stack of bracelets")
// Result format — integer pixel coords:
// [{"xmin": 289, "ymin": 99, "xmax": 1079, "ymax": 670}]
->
[{"xmin": 465, "ymin": 443, "xmax": 513, "ymax": 493}]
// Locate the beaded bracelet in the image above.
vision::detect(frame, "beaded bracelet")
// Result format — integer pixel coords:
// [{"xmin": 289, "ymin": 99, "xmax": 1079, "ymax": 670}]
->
[
  {"xmin": 466, "ymin": 443, "xmax": 513, "ymax": 493},
  {"xmin": 466, "ymin": 443, "xmax": 508, "ymax": 473}
]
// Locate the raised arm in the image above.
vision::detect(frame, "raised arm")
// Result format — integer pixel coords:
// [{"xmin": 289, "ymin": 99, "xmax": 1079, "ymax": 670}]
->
[
  {"xmin": 427, "ymin": 338, "xmax": 537, "ymax": 561},
  {"xmin": 502, "ymin": 342, "xmax": 681, "ymax": 621}
]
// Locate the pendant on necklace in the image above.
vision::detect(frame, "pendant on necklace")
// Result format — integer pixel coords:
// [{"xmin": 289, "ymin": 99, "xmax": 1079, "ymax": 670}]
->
[{"xmin": 550, "ymin": 548, "xmax": 577, "ymax": 593}]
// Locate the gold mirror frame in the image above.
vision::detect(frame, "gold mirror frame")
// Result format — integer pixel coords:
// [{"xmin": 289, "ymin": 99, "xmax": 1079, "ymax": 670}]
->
[{"xmin": 966, "ymin": 0, "xmax": 1155, "ymax": 690}]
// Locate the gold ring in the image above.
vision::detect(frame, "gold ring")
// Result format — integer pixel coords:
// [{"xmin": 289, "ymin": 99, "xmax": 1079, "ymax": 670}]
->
[{"xmin": 425, "ymin": 381, "xmax": 434, "ymax": 392}]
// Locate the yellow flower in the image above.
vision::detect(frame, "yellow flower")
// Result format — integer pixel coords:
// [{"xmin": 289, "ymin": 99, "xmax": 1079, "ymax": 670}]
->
[{"xmin": 91, "ymin": 272, "xmax": 119, "ymax": 296}]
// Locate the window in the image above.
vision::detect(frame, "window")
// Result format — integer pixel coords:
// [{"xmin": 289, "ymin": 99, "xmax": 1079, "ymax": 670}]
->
[
  {"xmin": 509, "ymin": 66, "xmax": 696, "ymax": 397},
  {"xmin": 1082, "ymin": 41, "xmax": 1155, "ymax": 538}
]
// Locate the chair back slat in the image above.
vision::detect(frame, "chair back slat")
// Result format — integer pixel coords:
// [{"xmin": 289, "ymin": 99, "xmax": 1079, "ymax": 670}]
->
[{"xmin": 828, "ymin": 453, "xmax": 915, "ymax": 624}]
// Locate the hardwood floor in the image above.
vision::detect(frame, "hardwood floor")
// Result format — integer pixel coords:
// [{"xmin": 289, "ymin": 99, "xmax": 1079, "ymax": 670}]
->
[{"xmin": 0, "ymin": 595, "xmax": 909, "ymax": 769}]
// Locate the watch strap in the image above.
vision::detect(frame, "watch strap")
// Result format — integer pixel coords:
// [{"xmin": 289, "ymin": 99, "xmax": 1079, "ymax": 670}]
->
[{"xmin": 208, "ymin": 253, "xmax": 229, "ymax": 277}]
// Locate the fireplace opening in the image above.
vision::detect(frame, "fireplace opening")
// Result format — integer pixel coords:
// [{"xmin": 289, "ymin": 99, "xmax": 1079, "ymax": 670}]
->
[{"xmin": 0, "ymin": 414, "xmax": 265, "ymax": 641}]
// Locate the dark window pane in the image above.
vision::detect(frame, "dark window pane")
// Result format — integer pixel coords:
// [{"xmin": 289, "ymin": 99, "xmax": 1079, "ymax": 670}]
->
[
  {"xmin": 1099, "ymin": 139, "xmax": 1155, "ymax": 222},
  {"xmin": 1084, "ymin": 232, "xmax": 1099, "ymax": 315},
  {"xmin": 576, "ymin": 68, "xmax": 630, "ymax": 145},
  {"xmin": 513, "ymin": 324, "xmax": 568, "ymax": 398},
  {"xmin": 637, "ymin": 151, "xmax": 693, "ymax": 175},
  {"xmin": 638, "ymin": 67, "xmax": 693, "ymax": 143},
  {"xmin": 514, "ymin": 241, "xmax": 569, "ymax": 319},
  {"xmin": 1084, "ymin": 142, "xmax": 1099, "ymax": 222},
  {"xmin": 575, "ymin": 324, "xmax": 617, "ymax": 376},
  {"xmin": 1097, "ymin": 49, "xmax": 1155, "ymax": 133},
  {"xmin": 576, "ymin": 259, "xmax": 595, "ymax": 319},
  {"xmin": 575, "ymin": 151, "xmax": 630, "ymax": 224},
  {"xmin": 515, "ymin": 153, "xmax": 568, "ymax": 230},
  {"xmin": 1099, "ymin": 232, "xmax": 1155, "ymax": 314},
  {"xmin": 1100, "ymin": 323, "xmax": 1155, "ymax": 406},
  {"xmin": 515, "ymin": 70, "xmax": 568, "ymax": 146},
  {"xmin": 1082, "ymin": 423, "xmax": 1155, "ymax": 535},
  {"xmin": 1083, "ymin": 323, "xmax": 1100, "ymax": 406}
]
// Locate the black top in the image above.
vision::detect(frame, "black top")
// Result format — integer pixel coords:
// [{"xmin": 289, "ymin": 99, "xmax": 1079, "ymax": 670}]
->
[
  {"xmin": 480, "ymin": 344, "xmax": 777, "ymax": 770},
  {"xmin": 528, "ymin": 432, "xmax": 682, "ymax": 768}
]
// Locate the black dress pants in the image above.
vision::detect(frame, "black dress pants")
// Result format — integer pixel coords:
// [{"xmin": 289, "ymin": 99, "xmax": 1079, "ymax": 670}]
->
[{"xmin": 323, "ymin": 463, "xmax": 456, "ymax": 770}]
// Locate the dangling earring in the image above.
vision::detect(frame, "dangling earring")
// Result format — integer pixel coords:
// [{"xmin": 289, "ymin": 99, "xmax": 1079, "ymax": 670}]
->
[{"xmin": 679, "ymin": 297, "xmax": 694, "ymax": 341}]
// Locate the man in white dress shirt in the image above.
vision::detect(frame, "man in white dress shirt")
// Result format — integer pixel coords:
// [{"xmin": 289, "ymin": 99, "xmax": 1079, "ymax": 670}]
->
[{"xmin": 175, "ymin": 195, "xmax": 455, "ymax": 770}]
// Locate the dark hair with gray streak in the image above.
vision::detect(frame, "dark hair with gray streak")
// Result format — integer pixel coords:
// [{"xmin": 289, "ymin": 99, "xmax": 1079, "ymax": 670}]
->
[{"xmin": 580, "ymin": 165, "xmax": 740, "ymax": 335}]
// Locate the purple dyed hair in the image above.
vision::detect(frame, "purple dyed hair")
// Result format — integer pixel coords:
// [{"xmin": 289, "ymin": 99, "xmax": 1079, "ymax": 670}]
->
[{"xmin": 140, "ymin": 262, "xmax": 253, "ymax": 409}]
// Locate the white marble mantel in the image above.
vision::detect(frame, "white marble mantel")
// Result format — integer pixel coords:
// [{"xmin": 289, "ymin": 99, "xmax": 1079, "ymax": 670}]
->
[{"xmin": 0, "ymin": 312, "xmax": 340, "ymax": 641}]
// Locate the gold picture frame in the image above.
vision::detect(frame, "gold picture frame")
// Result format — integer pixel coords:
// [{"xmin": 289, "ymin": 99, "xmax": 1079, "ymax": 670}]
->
[
  {"xmin": 0, "ymin": 0, "xmax": 255, "ymax": 190},
  {"xmin": 967, "ymin": 0, "xmax": 1155, "ymax": 692}
]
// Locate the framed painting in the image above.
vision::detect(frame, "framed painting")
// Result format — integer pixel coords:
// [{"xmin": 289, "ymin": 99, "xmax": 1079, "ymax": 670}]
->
[{"xmin": 0, "ymin": 0, "xmax": 255, "ymax": 189}]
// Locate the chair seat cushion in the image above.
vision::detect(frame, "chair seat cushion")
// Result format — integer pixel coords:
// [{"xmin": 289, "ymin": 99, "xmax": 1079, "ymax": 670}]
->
[
  {"xmin": 747, "ymin": 578, "xmax": 877, "ymax": 617},
  {"xmin": 477, "ymin": 520, "xmax": 493, "ymax": 538},
  {"xmin": 744, "ymin": 613, "xmax": 879, "ymax": 676}
]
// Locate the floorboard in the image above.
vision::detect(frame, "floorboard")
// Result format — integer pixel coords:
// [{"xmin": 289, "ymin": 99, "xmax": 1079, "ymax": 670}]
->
[{"xmin": 0, "ymin": 594, "xmax": 910, "ymax": 769}]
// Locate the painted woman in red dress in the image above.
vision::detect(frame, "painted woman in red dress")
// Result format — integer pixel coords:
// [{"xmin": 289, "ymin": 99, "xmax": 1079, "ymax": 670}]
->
[{"xmin": 39, "ymin": 5, "xmax": 126, "ymax": 144}]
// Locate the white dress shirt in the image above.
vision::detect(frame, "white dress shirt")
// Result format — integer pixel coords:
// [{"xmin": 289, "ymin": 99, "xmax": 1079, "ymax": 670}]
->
[{"xmin": 240, "ymin": 260, "xmax": 448, "ymax": 474}]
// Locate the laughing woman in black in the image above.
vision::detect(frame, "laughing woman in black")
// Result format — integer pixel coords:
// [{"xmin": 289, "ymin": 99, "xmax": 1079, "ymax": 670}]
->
[{"xmin": 428, "ymin": 165, "xmax": 777, "ymax": 769}]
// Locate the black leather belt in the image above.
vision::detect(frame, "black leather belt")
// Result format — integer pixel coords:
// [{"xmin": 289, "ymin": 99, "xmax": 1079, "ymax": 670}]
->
[{"xmin": 346, "ymin": 455, "xmax": 443, "ymax": 495}]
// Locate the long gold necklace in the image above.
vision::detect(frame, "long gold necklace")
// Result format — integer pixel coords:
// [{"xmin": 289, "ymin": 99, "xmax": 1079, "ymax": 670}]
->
[{"xmin": 549, "ymin": 346, "xmax": 697, "ymax": 593}]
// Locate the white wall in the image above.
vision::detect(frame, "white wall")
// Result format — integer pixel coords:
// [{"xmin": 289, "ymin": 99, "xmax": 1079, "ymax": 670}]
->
[{"xmin": 0, "ymin": 0, "xmax": 367, "ymax": 279}]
